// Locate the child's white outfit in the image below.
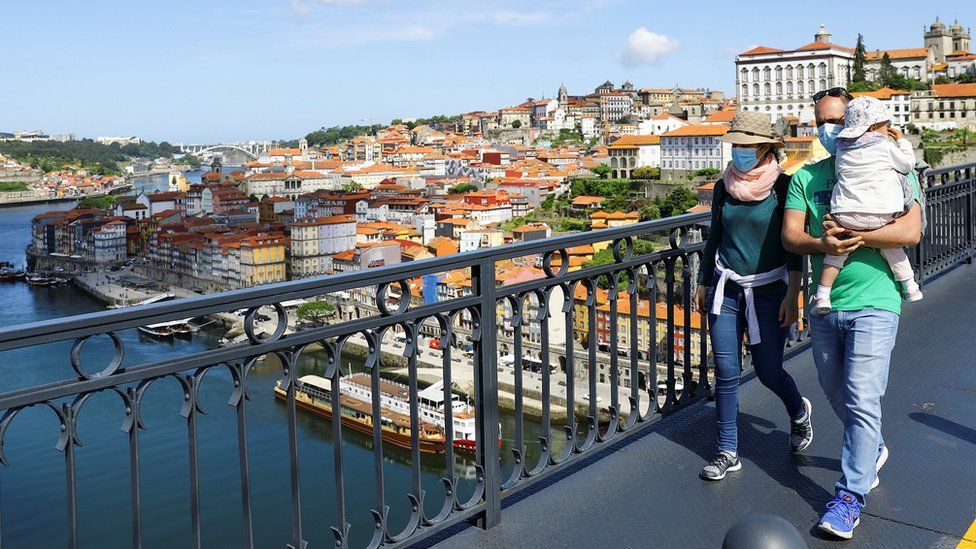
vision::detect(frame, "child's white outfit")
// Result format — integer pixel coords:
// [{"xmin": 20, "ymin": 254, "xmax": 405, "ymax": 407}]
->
[{"xmin": 824, "ymin": 132, "xmax": 917, "ymax": 286}]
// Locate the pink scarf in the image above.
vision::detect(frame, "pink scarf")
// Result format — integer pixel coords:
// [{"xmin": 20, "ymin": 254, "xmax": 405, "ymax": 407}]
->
[{"xmin": 723, "ymin": 156, "xmax": 783, "ymax": 202}]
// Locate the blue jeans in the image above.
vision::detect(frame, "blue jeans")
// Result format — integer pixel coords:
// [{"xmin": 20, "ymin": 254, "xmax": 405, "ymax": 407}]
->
[
  {"xmin": 810, "ymin": 308, "xmax": 899, "ymax": 506},
  {"xmin": 708, "ymin": 283, "xmax": 804, "ymax": 453}
]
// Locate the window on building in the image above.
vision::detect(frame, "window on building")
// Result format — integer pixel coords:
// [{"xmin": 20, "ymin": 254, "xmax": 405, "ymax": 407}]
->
[
  {"xmin": 753, "ymin": 83, "xmax": 760, "ymax": 96},
  {"xmin": 797, "ymin": 65, "xmax": 804, "ymax": 79},
  {"xmin": 763, "ymin": 67, "xmax": 771, "ymax": 81},
  {"xmin": 787, "ymin": 81, "xmax": 794, "ymax": 96},
  {"xmin": 764, "ymin": 82, "xmax": 771, "ymax": 95},
  {"xmin": 741, "ymin": 84, "xmax": 748, "ymax": 97},
  {"xmin": 797, "ymin": 81, "xmax": 805, "ymax": 95},
  {"xmin": 751, "ymin": 67, "xmax": 759, "ymax": 82},
  {"xmin": 818, "ymin": 63, "xmax": 826, "ymax": 77},
  {"xmin": 914, "ymin": 66, "xmax": 921, "ymax": 79},
  {"xmin": 775, "ymin": 66, "xmax": 783, "ymax": 80},
  {"xmin": 740, "ymin": 68, "xmax": 748, "ymax": 82},
  {"xmin": 786, "ymin": 65, "xmax": 793, "ymax": 79},
  {"xmin": 776, "ymin": 82, "xmax": 782, "ymax": 95}
]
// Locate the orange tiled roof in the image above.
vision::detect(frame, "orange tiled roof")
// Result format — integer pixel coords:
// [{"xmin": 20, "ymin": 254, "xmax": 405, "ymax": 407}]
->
[
  {"xmin": 608, "ymin": 135, "xmax": 661, "ymax": 148},
  {"xmin": 703, "ymin": 109, "xmax": 736, "ymax": 123},
  {"xmin": 740, "ymin": 45, "xmax": 785, "ymax": 55},
  {"xmin": 932, "ymin": 83, "xmax": 976, "ymax": 98},
  {"xmin": 865, "ymin": 48, "xmax": 929, "ymax": 60},
  {"xmin": 663, "ymin": 125, "xmax": 730, "ymax": 137}
]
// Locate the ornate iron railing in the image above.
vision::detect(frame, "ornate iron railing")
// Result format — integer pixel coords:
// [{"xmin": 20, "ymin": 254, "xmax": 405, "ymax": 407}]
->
[
  {"xmin": 0, "ymin": 161, "xmax": 971, "ymax": 548},
  {"xmin": 917, "ymin": 162, "xmax": 976, "ymax": 283}
]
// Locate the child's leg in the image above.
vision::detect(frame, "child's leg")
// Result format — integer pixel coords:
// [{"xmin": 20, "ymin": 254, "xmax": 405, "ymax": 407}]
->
[
  {"xmin": 880, "ymin": 247, "xmax": 923, "ymax": 301},
  {"xmin": 814, "ymin": 254, "xmax": 849, "ymax": 314}
]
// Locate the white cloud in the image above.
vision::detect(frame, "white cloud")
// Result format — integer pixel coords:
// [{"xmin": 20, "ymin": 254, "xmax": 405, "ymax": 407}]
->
[{"xmin": 618, "ymin": 27, "xmax": 679, "ymax": 67}]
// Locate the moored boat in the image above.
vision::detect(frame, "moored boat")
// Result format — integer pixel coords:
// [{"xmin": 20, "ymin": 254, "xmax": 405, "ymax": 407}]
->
[
  {"xmin": 275, "ymin": 373, "xmax": 501, "ymax": 454},
  {"xmin": 138, "ymin": 318, "xmax": 194, "ymax": 339}
]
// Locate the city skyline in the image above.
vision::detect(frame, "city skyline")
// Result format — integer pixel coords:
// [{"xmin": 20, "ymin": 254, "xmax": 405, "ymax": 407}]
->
[{"xmin": 1, "ymin": 0, "xmax": 967, "ymax": 142}]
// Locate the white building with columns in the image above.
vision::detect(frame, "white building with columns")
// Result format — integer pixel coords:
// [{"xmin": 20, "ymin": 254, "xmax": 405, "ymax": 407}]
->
[{"xmin": 735, "ymin": 25, "xmax": 853, "ymax": 123}]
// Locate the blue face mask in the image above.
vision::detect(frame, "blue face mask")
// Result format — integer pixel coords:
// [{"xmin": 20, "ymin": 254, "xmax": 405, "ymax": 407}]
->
[
  {"xmin": 731, "ymin": 148, "xmax": 759, "ymax": 171},
  {"xmin": 818, "ymin": 123, "xmax": 844, "ymax": 155}
]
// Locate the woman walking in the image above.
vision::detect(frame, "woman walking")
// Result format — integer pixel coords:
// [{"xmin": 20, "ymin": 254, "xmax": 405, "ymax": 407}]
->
[{"xmin": 693, "ymin": 111, "xmax": 813, "ymax": 481}]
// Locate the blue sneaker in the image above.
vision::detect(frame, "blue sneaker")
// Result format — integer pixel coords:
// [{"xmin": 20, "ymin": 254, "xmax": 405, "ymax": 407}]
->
[
  {"xmin": 818, "ymin": 490, "xmax": 862, "ymax": 539},
  {"xmin": 871, "ymin": 444, "xmax": 889, "ymax": 489}
]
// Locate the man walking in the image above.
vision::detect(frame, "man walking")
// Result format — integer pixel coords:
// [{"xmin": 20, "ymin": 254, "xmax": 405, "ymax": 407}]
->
[{"xmin": 781, "ymin": 87, "xmax": 922, "ymax": 539}]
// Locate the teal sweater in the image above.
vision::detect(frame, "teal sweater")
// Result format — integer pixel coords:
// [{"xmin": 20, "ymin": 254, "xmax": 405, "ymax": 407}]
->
[{"xmin": 697, "ymin": 176, "xmax": 801, "ymax": 293}]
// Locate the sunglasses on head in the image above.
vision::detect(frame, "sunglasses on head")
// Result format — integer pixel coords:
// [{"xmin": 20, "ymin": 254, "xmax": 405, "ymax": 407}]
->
[{"xmin": 812, "ymin": 87, "xmax": 854, "ymax": 102}]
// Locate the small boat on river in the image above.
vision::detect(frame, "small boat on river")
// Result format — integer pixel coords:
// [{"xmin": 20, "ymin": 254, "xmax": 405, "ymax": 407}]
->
[{"xmin": 137, "ymin": 319, "xmax": 193, "ymax": 339}]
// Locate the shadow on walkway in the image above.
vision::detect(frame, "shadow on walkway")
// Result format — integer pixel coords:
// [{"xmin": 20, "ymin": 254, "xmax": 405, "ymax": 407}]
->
[
  {"xmin": 909, "ymin": 412, "xmax": 976, "ymax": 446},
  {"xmin": 657, "ymin": 408, "xmax": 839, "ymax": 515}
]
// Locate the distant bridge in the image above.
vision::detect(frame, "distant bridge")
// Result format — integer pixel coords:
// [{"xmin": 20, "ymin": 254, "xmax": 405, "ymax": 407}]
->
[{"xmin": 179, "ymin": 142, "xmax": 269, "ymax": 160}]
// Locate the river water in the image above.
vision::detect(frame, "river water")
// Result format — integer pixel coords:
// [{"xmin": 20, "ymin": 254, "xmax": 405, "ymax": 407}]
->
[{"xmin": 0, "ymin": 171, "xmax": 546, "ymax": 548}]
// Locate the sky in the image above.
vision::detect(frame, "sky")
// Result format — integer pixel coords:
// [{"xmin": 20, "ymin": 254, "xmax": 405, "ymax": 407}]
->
[{"xmin": 1, "ymin": 1, "xmax": 971, "ymax": 143}]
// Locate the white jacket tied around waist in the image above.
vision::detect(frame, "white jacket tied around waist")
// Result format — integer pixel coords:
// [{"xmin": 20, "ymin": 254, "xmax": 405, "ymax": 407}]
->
[
  {"xmin": 832, "ymin": 137, "xmax": 916, "ymax": 215},
  {"xmin": 710, "ymin": 253, "xmax": 789, "ymax": 344}
]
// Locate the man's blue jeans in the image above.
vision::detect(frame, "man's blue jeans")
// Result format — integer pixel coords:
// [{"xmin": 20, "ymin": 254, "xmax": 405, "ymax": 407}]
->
[
  {"xmin": 708, "ymin": 283, "xmax": 805, "ymax": 453},
  {"xmin": 809, "ymin": 308, "xmax": 900, "ymax": 506}
]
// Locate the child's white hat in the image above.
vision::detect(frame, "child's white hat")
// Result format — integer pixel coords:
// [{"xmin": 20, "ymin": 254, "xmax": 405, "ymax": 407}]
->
[{"xmin": 838, "ymin": 96, "xmax": 892, "ymax": 139}]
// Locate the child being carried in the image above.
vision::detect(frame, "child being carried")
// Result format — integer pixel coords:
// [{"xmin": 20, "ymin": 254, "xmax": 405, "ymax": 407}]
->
[{"xmin": 813, "ymin": 95, "xmax": 922, "ymax": 315}]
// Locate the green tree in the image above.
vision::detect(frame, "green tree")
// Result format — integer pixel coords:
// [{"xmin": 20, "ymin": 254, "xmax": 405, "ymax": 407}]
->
[
  {"xmin": 511, "ymin": 119, "xmax": 522, "ymax": 129},
  {"xmin": 77, "ymin": 195, "xmax": 118, "ymax": 209},
  {"xmin": 296, "ymin": 301, "xmax": 335, "ymax": 324},
  {"xmin": 852, "ymin": 34, "xmax": 867, "ymax": 84},
  {"xmin": 589, "ymin": 165, "xmax": 612, "ymax": 179},
  {"xmin": 638, "ymin": 203, "xmax": 661, "ymax": 221},
  {"xmin": 655, "ymin": 187, "xmax": 698, "ymax": 217},
  {"xmin": 631, "ymin": 166, "xmax": 660, "ymax": 179},
  {"xmin": 341, "ymin": 182, "xmax": 364, "ymax": 192},
  {"xmin": 878, "ymin": 53, "xmax": 897, "ymax": 87},
  {"xmin": 692, "ymin": 167, "xmax": 721, "ymax": 179},
  {"xmin": 448, "ymin": 183, "xmax": 478, "ymax": 194}
]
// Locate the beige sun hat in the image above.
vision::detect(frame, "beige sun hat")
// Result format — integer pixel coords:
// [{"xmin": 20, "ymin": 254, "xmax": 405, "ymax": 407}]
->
[{"xmin": 718, "ymin": 111, "xmax": 784, "ymax": 148}]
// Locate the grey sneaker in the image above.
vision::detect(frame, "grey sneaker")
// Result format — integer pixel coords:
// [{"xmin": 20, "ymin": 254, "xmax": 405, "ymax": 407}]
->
[
  {"xmin": 791, "ymin": 397, "xmax": 814, "ymax": 453},
  {"xmin": 871, "ymin": 444, "xmax": 889, "ymax": 489},
  {"xmin": 700, "ymin": 451, "xmax": 741, "ymax": 481}
]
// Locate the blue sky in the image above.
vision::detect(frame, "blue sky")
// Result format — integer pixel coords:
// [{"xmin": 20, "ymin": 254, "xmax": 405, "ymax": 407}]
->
[{"xmin": 1, "ymin": 1, "xmax": 969, "ymax": 143}]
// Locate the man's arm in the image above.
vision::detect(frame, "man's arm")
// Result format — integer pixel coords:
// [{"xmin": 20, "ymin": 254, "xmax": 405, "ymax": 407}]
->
[
  {"xmin": 845, "ymin": 203, "xmax": 922, "ymax": 248},
  {"xmin": 782, "ymin": 208, "xmax": 864, "ymax": 255}
]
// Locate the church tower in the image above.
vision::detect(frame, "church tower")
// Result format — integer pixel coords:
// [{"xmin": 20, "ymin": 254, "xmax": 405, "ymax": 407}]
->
[
  {"xmin": 558, "ymin": 83, "xmax": 568, "ymax": 107},
  {"xmin": 925, "ymin": 17, "xmax": 953, "ymax": 63},
  {"xmin": 814, "ymin": 24, "xmax": 832, "ymax": 44}
]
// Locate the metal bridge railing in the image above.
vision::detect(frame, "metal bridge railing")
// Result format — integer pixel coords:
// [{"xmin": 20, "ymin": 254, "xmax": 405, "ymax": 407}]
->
[{"xmin": 0, "ymin": 161, "xmax": 972, "ymax": 548}]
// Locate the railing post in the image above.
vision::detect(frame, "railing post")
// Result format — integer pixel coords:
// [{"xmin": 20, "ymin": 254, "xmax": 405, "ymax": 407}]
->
[
  {"xmin": 967, "ymin": 168, "xmax": 974, "ymax": 264},
  {"xmin": 472, "ymin": 259, "xmax": 501, "ymax": 529}
]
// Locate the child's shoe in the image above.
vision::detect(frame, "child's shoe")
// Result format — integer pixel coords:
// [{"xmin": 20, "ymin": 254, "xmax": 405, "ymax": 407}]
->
[
  {"xmin": 901, "ymin": 279, "xmax": 923, "ymax": 302},
  {"xmin": 812, "ymin": 285, "xmax": 832, "ymax": 315}
]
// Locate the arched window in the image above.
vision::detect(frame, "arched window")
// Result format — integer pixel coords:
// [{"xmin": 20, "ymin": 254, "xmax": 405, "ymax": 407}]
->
[
  {"xmin": 776, "ymin": 82, "xmax": 783, "ymax": 95},
  {"xmin": 913, "ymin": 66, "xmax": 921, "ymax": 79},
  {"xmin": 763, "ymin": 67, "xmax": 771, "ymax": 81},
  {"xmin": 797, "ymin": 65, "xmax": 804, "ymax": 79},
  {"xmin": 741, "ymin": 84, "xmax": 748, "ymax": 97},
  {"xmin": 901, "ymin": 66, "xmax": 909, "ymax": 77},
  {"xmin": 786, "ymin": 65, "xmax": 794, "ymax": 79},
  {"xmin": 819, "ymin": 62, "xmax": 827, "ymax": 78},
  {"xmin": 775, "ymin": 66, "xmax": 783, "ymax": 80},
  {"xmin": 809, "ymin": 79, "xmax": 815, "ymax": 93},
  {"xmin": 764, "ymin": 82, "xmax": 771, "ymax": 95},
  {"xmin": 818, "ymin": 79, "xmax": 827, "ymax": 91},
  {"xmin": 740, "ymin": 68, "xmax": 748, "ymax": 83},
  {"xmin": 807, "ymin": 63, "xmax": 816, "ymax": 77},
  {"xmin": 751, "ymin": 67, "xmax": 759, "ymax": 82},
  {"xmin": 787, "ymin": 81, "xmax": 794, "ymax": 96},
  {"xmin": 753, "ymin": 83, "xmax": 760, "ymax": 96}
]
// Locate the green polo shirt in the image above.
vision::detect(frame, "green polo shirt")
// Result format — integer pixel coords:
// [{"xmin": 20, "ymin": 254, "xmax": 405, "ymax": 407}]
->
[{"xmin": 785, "ymin": 157, "xmax": 920, "ymax": 315}]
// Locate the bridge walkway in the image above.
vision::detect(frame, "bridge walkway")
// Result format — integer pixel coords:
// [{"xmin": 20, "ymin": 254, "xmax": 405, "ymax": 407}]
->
[{"xmin": 427, "ymin": 264, "xmax": 976, "ymax": 548}]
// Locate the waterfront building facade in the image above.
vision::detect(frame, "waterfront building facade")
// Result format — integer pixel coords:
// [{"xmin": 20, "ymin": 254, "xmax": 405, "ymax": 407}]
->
[{"xmin": 660, "ymin": 125, "xmax": 731, "ymax": 180}]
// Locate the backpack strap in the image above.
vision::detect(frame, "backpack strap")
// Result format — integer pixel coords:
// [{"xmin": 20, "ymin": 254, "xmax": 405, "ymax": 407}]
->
[{"xmin": 713, "ymin": 178, "xmax": 727, "ymax": 220}]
